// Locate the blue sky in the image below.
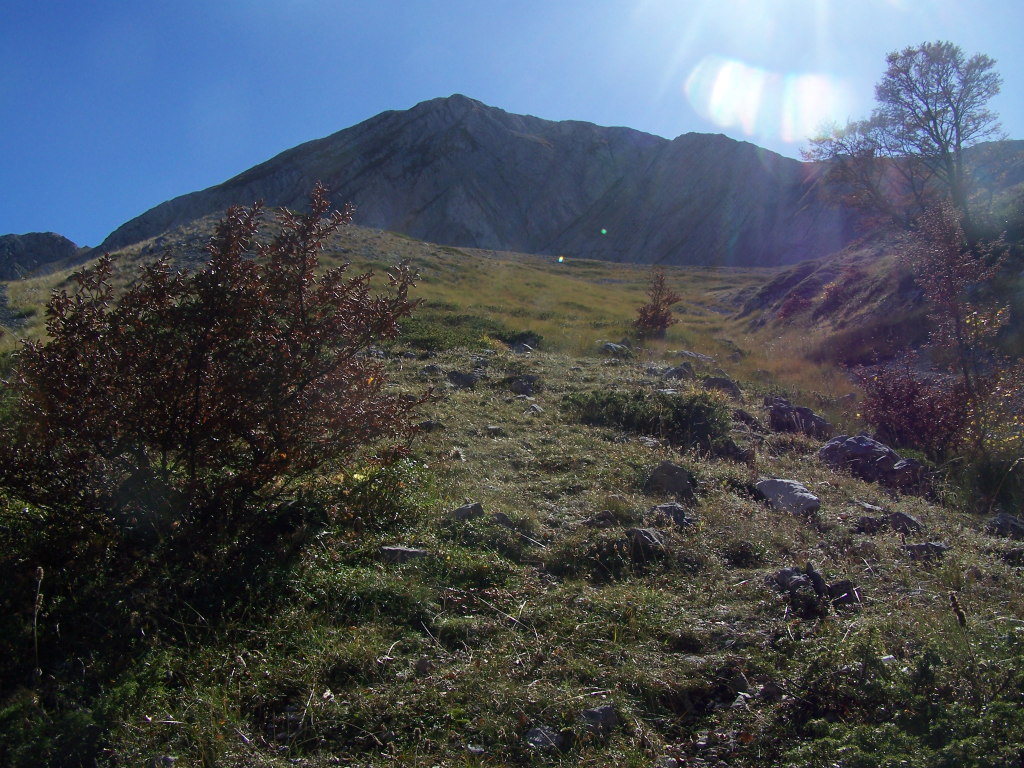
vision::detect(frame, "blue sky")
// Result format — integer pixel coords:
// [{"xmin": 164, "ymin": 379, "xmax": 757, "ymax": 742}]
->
[{"xmin": 3, "ymin": 0, "xmax": 1022, "ymax": 247}]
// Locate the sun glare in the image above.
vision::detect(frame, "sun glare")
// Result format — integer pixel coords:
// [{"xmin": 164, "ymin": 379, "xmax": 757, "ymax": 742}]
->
[{"xmin": 684, "ymin": 54, "xmax": 851, "ymax": 147}]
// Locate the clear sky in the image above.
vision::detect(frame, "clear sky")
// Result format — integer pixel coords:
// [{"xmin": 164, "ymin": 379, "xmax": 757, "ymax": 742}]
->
[{"xmin": 2, "ymin": 0, "xmax": 1022, "ymax": 247}]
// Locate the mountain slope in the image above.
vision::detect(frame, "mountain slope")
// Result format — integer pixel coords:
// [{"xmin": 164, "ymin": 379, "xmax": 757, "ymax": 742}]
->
[{"xmin": 98, "ymin": 95, "xmax": 859, "ymax": 267}]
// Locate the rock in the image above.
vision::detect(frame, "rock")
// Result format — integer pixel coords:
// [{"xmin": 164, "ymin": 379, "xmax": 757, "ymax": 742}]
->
[
  {"xmin": 600, "ymin": 342, "xmax": 633, "ymax": 358},
  {"xmin": 526, "ymin": 403, "xmax": 543, "ymax": 415},
  {"xmin": 702, "ymin": 376, "xmax": 742, "ymax": 399},
  {"xmin": 452, "ymin": 502, "xmax": 485, "ymax": 521},
  {"xmin": 417, "ymin": 419, "xmax": 446, "ymax": 432},
  {"xmin": 524, "ymin": 726, "xmax": 569, "ymax": 751},
  {"xmin": 903, "ymin": 541, "xmax": 950, "ymax": 560},
  {"xmin": 663, "ymin": 362, "xmax": 695, "ymax": 380},
  {"xmin": 853, "ymin": 515, "xmax": 886, "ymax": 534},
  {"xmin": 638, "ymin": 436, "xmax": 662, "ymax": 449},
  {"xmin": 818, "ymin": 435, "xmax": 928, "ymax": 493},
  {"xmin": 987, "ymin": 512, "xmax": 1024, "ymax": 540},
  {"xmin": 447, "ymin": 370, "xmax": 479, "ymax": 389},
  {"xmin": 674, "ymin": 349, "xmax": 714, "ymax": 363},
  {"xmin": 643, "ymin": 461, "xmax": 696, "ymax": 500},
  {"xmin": 732, "ymin": 408, "xmax": 764, "ymax": 430},
  {"xmin": 715, "ymin": 437, "xmax": 756, "ymax": 464},
  {"xmin": 507, "ymin": 374, "xmax": 540, "ymax": 396},
  {"xmin": 415, "ymin": 656, "xmax": 434, "ymax": 675},
  {"xmin": 419, "ymin": 364, "xmax": 443, "ymax": 377},
  {"xmin": 582, "ymin": 510, "xmax": 619, "ymax": 528},
  {"xmin": 491, "ymin": 511, "xmax": 515, "ymax": 528},
  {"xmin": 765, "ymin": 396, "xmax": 832, "ymax": 439},
  {"xmin": 380, "ymin": 546, "xmax": 429, "ymax": 564},
  {"xmin": 755, "ymin": 478, "xmax": 820, "ymax": 518},
  {"xmin": 485, "ymin": 425, "xmax": 506, "ymax": 437},
  {"xmin": 625, "ymin": 527, "xmax": 666, "ymax": 562},
  {"xmin": 650, "ymin": 501, "xmax": 696, "ymax": 528},
  {"xmin": 580, "ymin": 704, "xmax": 620, "ymax": 735},
  {"xmin": 887, "ymin": 511, "xmax": 924, "ymax": 534},
  {"xmin": 827, "ymin": 580, "xmax": 862, "ymax": 606},
  {"xmin": 1001, "ymin": 547, "xmax": 1024, "ymax": 566}
]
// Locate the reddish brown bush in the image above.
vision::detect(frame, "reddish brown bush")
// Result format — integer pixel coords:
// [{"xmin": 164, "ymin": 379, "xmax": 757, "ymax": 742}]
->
[
  {"xmin": 634, "ymin": 269, "xmax": 682, "ymax": 339},
  {"xmin": 0, "ymin": 185, "xmax": 421, "ymax": 545}
]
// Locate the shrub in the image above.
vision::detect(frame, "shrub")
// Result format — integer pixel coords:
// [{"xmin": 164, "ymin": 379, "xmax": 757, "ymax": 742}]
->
[
  {"xmin": 562, "ymin": 388, "xmax": 731, "ymax": 452},
  {"xmin": 634, "ymin": 268, "xmax": 682, "ymax": 339},
  {"xmin": 0, "ymin": 185, "xmax": 421, "ymax": 558}
]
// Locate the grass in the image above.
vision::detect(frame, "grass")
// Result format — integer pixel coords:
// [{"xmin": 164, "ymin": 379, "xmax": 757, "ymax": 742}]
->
[{"xmin": 1, "ymin": 221, "xmax": 1023, "ymax": 766}]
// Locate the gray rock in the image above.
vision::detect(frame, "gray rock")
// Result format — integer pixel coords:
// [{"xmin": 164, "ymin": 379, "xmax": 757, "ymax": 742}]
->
[
  {"xmin": 485, "ymin": 425, "xmax": 506, "ymax": 437},
  {"xmin": 988, "ymin": 512, "xmax": 1024, "ymax": 540},
  {"xmin": 582, "ymin": 510, "xmax": 619, "ymax": 528},
  {"xmin": 419, "ymin": 364, "xmax": 443, "ymax": 377},
  {"xmin": 887, "ymin": 511, "xmax": 924, "ymax": 534},
  {"xmin": 417, "ymin": 419, "xmax": 446, "ymax": 432},
  {"xmin": 819, "ymin": 435, "xmax": 928, "ymax": 494},
  {"xmin": 827, "ymin": 580, "xmax": 863, "ymax": 605},
  {"xmin": 452, "ymin": 502, "xmax": 485, "ymax": 521},
  {"xmin": 491, "ymin": 511, "xmax": 515, "ymax": 528},
  {"xmin": 674, "ymin": 349, "xmax": 715, "ymax": 363},
  {"xmin": 625, "ymin": 527, "xmax": 666, "ymax": 562},
  {"xmin": 507, "ymin": 374, "xmax": 540, "ymax": 395},
  {"xmin": 524, "ymin": 726, "xmax": 569, "ymax": 751},
  {"xmin": 755, "ymin": 478, "xmax": 820, "ymax": 518},
  {"xmin": 765, "ymin": 396, "xmax": 833, "ymax": 440},
  {"xmin": 643, "ymin": 461, "xmax": 696, "ymax": 500},
  {"xmin": 380, "ymin": 546, "xmax": 429, "ymax": 564},
  {"xmin": 580, "ymin": 704, "xmax": 620, "ymax": 735},
  {"xmin": 600, "ymin": 342, "xmax": 633, "ymax": 358},
  {"xmin": 447, "ymin": 370, "xmax": 479, "ymax": 389},
  {"xmin": 903, "ymin": 541, "xmax": 950, "ymax": 560},
  {"xmin": 702, "ymin": 376, "xmax": 742, "ymax": 399},
  {"xmin": 663, "ymin": 362, "xmax": 695, "ymax": 380},
  {"xmin": 650, "ymin": 501, "xmax": 696, "ymax": 528}
]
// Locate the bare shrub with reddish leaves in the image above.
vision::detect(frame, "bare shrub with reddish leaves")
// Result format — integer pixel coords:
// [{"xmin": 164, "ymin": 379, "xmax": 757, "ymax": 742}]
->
[
  {"xmin": 634, "ymin": 269, "xmax": 682, "ymax": 339},
  {"xmin": 854, "ymin": 357, "xmax": 966, "ymax": 462},
  {"xmin": 0, "ymin": 185, "xmax": 421, "ymax": 545}
]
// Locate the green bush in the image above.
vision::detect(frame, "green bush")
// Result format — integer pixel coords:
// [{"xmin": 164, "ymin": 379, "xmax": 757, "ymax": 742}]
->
[{"xmin": 561, "ymin": 388, "xmax": 731, "ymax": 452}]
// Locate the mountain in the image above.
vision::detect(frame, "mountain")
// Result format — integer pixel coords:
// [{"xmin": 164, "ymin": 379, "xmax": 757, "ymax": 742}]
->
[
  {"xmin": 98, "ymin": 95, "xmax": 860, "ymax": 267},
  {"xmin": 0, "ymin": 232, "xmax": 85, "ymax": 280}
]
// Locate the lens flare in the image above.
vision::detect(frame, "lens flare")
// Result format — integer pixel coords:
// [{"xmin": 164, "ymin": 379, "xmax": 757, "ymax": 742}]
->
[{"xmin": 685, "ymin": 55, "xmax": 851, "ymax": 147}]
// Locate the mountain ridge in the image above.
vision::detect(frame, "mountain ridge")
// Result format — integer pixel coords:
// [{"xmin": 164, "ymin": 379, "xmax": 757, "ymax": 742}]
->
[{"xmin": 94, "ymin": 95, "xmax": 859, "ymax": 267}]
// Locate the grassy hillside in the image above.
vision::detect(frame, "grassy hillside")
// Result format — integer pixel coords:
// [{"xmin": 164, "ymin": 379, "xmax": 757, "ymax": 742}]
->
[{"xmin": 1, "ymin": 219, "xmax": 1023, "ymax": 767}]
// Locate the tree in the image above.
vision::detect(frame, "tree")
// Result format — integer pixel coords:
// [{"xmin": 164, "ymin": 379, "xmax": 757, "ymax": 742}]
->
[
  {"xmin": 0, "ymin": 185, "xmax": 421, "ymax": 554},
  {"xmin": 806, "ymin": 41, "xmax": 1002, "ymax": 231},
  {"xmin": 634, "ymin": 268, "xmax": 682, "ymax": 339}
]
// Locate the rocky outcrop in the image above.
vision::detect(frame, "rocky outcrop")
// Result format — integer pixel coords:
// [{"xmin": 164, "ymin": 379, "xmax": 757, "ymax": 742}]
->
[
  {"xmin": 0, "ymin": 232, "xmax": 85, "ymax": 280},
  {"xmin": 96, "ymin": 95, "xmax": 860, "ymax": 267}
]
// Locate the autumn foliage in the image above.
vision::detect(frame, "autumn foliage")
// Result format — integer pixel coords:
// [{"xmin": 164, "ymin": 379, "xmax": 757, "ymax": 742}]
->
[
  {"xmin": 634, "ymin": 268, "xmax": 682, "ymax": 339},
  {"xmin": 0, "ymin": 185, "xmax": 421, "ymax": 548}
]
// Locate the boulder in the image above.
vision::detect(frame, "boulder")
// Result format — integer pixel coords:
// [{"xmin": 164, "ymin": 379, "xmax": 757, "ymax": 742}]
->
[
  {"xmin": 819, "ymin": 435, "xmax": 928, "ymax": 493},
  {"xmin": 580, "ymin": 704, "xmax": 620, "ymax": 735},
  {"xmin": 524, "ymin": 726, "xmax": 569, "ymax": 751},
  {"xmin": 506, "ymin": 374, "xmax": 540, "ymax": 396},
  {"xmin": 903, "ymin": 541, "xmax": 949, "ymax": 560},
  {"xmin": 643, "ymin": 461, "xmax": 696, "ymax": 501},
  {"xmin": 447, "ymin": 370, "xmax": 480, "ymax": 389},
  {"xmin": 452, "ymin": 502, "xmax": 485, "ymax": 521},
  {"xmin": 987, "ymin": 512, "xmax": 1024, "ymax": 540},
  {"xmin": 650, "ymin": 501, "xmax": 696, "ymax": 528},
  {"xmin": 765, "ymin": 396, "xmax": 832, "ymax": 439},
  {"xmin": 755, "ymin": 478, "xmax": 820, "ymax": 518},
  {"xmin": 600, "ymin": 342, "xmax": 633, "ymax": 358},
  {"xmin": 625, "ymin": 527, "xmax": 666, "ymax": 562},
  {"xmin": 663, "ymin": 362, "xmax": 695, "ymax": 380},
  {"xmin": 702, "ymin": 376, "xmax": 742, "ymax": 399}
]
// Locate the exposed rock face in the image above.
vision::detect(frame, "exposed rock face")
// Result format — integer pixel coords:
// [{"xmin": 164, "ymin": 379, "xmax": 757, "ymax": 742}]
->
[
  {"xmin": 0, "ymin": 232, "xmax": 84, "ymax": 280},
  {"xmin": 97, "ymin": 95, "xmax": 859, "ymax": 267}
]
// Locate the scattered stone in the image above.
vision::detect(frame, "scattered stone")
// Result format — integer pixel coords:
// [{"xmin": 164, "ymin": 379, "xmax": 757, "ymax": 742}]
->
[
  {"xmin": 853, "ymin": 515, "xmax": 886, "ymax": 534},
  {"xmin": 1001, "ymin": 547, "xmax": 1024, "ymax": 566},
  {"xmin": 644, "ymin": 461, "xmax": 696, "ymax": 501},
  {"xmin": 400, "ymin": 351, "xmax": 419, "ymax": 359},
  {"xmin": 638, "ymin": 436, "xmax": 662, "ymax": 449},
  {"xmin": 715, "ymin": 437, "xmax": 756, "ymax": 465},
  {"xmin": 527, "ymin": 403, "xmax": 544, "ymax": 415},
  {"xmin": 765, "ymin": 396, "xmax": 833, "ymax": 439},
  {"xmin": 465, "ymin": 744, "xmax": 485, "ymax": 756},
  {"xmin": 380, "ymin": 546, "xmax": 430, "ymax": 564},
  {"xmin": 759, "ymin": 680, "xmax": 785, "ymax": 702},
  {"xmin": 732, "ymin": 408, "xmax": 764, "ymax": 430},
  {"xmin": 827, "ymin": 580, "xmax": 863, "ymax": 606},
  {"xmin": 702, "ymin": 376, "xmax": 742, "ymax": 399},
  {"xmin": 600, "ymin": 342, "xmax": 633, "ymax": 358},
  {"xmin": 654, "ymin": 757, "xmax": 680, "ymax": 768},
  {"xmin": 903, "ymin": 541, "xmax": 950, "ymax": 560},
  {"xmin": 755, "ymin": 478, "xmax": 820, "ymax": 518},
  {"xmin": 625, "ymin": 527, "xmax": 666, "ymax": 562},
  {"xmin": 887, "ymin": 511, "xmax": 924, "ymax": 534},
  {"xmin": 447, "ymin": 370, "xmax": 480, "ymax": 389},
  {"xmin": 818, "ymin": 435, "xmax": 928, "ymax": 494},
  {"xmin": 524, "ymin": 726, "xmax": 569, "ymax": 751},
  {"xmin": 582, "ymin": 510, "xmax": 619, "ymax": 528},
  {"xmin": 650, "ymin": 501, "xmax": 697, "ymax": 528},
  {"xmin": 485, "ymin": 425, "xmax": 506, "ymax": 437},
  {"xmin": 675, "ymin": 349, "xmax": 714, "ymax": 363},
  {"xmin": 663, "ymin": 362, "xmax": 695, "ymax": 380},
  {"xmin": 507, "ymin": 374, "xmax": 540, "ymax": 396},
  {"xmin": 580, "ymin": 704, "xmax": 620, "ymax": 735},
  {"xmin": 987, "ymin": 512, "xmax": 1024, "ymax": 540},
  {"xmin": 417, "ymin": 419, "xmax": 446, "ymax": 432},
  {"xmin": 452, "ymin": 502, "xmax": 485, "ymax": 521},
  {"xmin": 419, "ymin": 364, "xmax": 443, "ymax": 377},
  {"xmin": 491, "ymin": 511, "xmax": 515, "ymax": 528}
]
